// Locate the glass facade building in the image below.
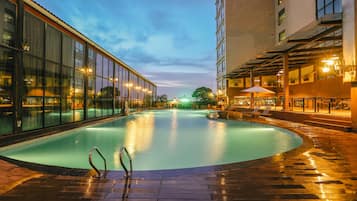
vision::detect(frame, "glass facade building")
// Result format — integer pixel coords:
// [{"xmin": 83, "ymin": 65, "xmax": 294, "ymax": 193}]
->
[{"xmin": 0, "ymin": 0, "xmax": 156, "ymax": 136}]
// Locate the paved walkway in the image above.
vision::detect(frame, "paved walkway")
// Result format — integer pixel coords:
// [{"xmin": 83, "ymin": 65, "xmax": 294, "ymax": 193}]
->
[{"xmin": 1, "ymin": 117, "xmax": 357, "ymax": 200}]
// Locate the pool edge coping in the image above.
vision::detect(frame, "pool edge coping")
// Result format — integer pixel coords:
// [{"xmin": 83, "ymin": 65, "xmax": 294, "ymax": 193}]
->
[{"xmin": 0, "ymin": 115, "xmax": 314, "ymax": 178}]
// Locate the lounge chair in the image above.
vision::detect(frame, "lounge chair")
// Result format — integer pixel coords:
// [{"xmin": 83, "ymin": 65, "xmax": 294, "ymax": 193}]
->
[
  {"xmin": 243, "ymin": 107, "xmax": 260, "ymax": 118},
  {"xmin": 260, "ymin": 107, "xmax": 272, "ymax": 117}
]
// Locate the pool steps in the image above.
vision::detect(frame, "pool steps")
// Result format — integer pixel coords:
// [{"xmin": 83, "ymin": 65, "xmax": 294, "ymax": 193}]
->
[
  {"xmin": 88, "ymin": 146, "xmax": 107, "ymax": 178},
  {"xmin": 88, "ymin": 146, "xmax": 133, "ymax": 178},
  {"xmin": 119, "ymin": 147, "xmax": 133, "ymax": 178}
]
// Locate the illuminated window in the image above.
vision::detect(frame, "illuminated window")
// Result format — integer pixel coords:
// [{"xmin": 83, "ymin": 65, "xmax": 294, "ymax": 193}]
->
[
  {"xmin": 279, "ymin": 30, "xmax": 286, "ymax": 42},
  {"xmin": 278, "ymin": 8, "xmax": 286, "ymax": 25},
  {"xmin": 2, "ymin": 31, "xmax": 14, "ymax": 46},
  {"xmin": 4, "ymin": 9, "xmax": 15, "ymax": 25}
]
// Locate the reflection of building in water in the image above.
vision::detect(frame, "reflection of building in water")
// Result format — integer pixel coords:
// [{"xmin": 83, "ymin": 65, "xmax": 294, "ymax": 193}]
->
[
  {"xmin": 207, "ymin": 120, "xmax": 226, "ymax": 163},
  {"xmin": 124, "ymin": 112, "xmax": 155, "ymax": 157},
  {"xmin": 168, "ymin": 109, "xmax": 178, "ymax": 148}
]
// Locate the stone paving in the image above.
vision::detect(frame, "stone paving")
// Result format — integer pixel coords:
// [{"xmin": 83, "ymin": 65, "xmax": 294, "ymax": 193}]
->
[{"xmin": 1, "ymin": 117, "xmax": 357, "ymax": 200}]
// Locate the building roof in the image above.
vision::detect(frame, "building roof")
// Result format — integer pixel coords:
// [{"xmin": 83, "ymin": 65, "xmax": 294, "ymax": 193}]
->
[
  {"xmin": 26, "ymin": 0, "xmax": 156, "ymax": 87},
  {"xmin": 226, "ymin": 14, "xmax": 342, "ymax": 79}
]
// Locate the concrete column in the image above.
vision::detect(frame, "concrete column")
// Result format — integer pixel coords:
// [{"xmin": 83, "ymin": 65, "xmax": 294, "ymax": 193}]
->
[
  {"xmin": 283, "ymin": 54, "xmax": 290, "ymax": 111},
  {"xmin": 343, "ymin": 0, "xmax": 357, "ymax": 130},
  {"xmin": 14, "ymin": 0, "xmax": 24, "ymax": 133},
  {"xmin": 250, "ymin": 68, "xmax": 254, "ymax": 109},
  {"xmin": 351, "ymin": 82, "xmax": 357, "ymax": 131}
]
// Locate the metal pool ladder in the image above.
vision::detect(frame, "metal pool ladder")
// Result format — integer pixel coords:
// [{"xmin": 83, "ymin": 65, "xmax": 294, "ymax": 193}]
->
[
  {"xmin": 119, "ymin": 146, "xmax": 133, "ymax": 177},
  {"xmin": 88, "ymin": 146, "xmax": 107, "ymax": 178}
]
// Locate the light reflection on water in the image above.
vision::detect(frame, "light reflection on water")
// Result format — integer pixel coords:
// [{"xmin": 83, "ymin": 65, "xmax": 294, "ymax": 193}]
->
[{"xmin": 0, "ymin": 110, "xmax": 302, "ymax": 171}]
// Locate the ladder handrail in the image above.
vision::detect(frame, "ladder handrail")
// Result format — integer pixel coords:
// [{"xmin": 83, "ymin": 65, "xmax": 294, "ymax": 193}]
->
[
  {"xmin": 119, "ymin": 146, "xmax": 133, "ymax": 177},
  {"xmin": 88, "ymin": 146, "xmax": 107, "ymax": 177}
]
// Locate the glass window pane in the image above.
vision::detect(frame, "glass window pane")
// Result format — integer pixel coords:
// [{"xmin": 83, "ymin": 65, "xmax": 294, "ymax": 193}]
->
[
  {"xmin": 74, "ymin": 41, "xmax": 84, "ymax": 69},
  {"xmin": 96, "ymin": 53, "xmax": 103, "ymax": 76},
  {"xmin": 62, "ymin": 35, "xmax": 74, "ymax": 67},
  {"xmin": 22, "ymin": 55, "xmax": 43, "ymax": 131},
  {"xmin": 317, "ymin": 0, "xmax": 324, "ymax": 10},
  {"xmin": 101, "ymin": 78, "xmax": 112, "ymax": 116},
  {"xmin": 108, "ymin": 60, "xmax": 114, "ymax": 79},
  {"xmin": 44, "ymin": 62, "xmax": 60, "ymax": 127},
  {"xmin": 4, "ymin": 8, "xmax": 16, "ymax": 25},
  {"xmin": 2, "ymin": 30, "xmax": 14, "ymax": 46},
  {"xmin": 74, "ymin": 69, "xmax": 84, "ymax": 121},
  {"xmin": 325, "ymin": 4, "xmax": 333, "ymax": 14},
  {"xmin": 88, "ymin": 75, "xmax": 96, "ymax": 119},
  {"xmin": 103, "ymin": 57, "xmax": 109, "ymax": 78},
  {"xmin": 279, "ymin": 30, "xmax": 286, "ymax": 42},
  {"xmin": 2, "ymin": 3, "xmax": 16, "ymax": 47},
  {"xmin": 46, "ymin": 25, "xmax": 61, "ymax": 62},
  {"xmin": 278, "ymin": 8, "xmax": 285, "ymax": 25},
  {"xmin": 334, "ymin": 0, "xmax": 342, "ymax": 13},
  {"xmin": 24, "ymin": 12, "xmax": 44, "ymax": 57},
  {"xmin": 62, "ymin": 66, "xmax": 74, "ymax": 123},
  {"xmin": 95, "ymin": 76, "xmax": 103, "ymax": 117},
  {"xmin": 0, "ymin": 47, "xmax": 14, "ymax": 135},
  {"xmin": 318, "ymin": 9, "xmax": 325, "ymax": 18}
]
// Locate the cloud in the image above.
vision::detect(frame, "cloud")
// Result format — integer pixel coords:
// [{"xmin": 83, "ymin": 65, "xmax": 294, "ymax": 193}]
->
[{"xmin": 33, "ymin": 0, "xmax": 217, "ymax": 99}]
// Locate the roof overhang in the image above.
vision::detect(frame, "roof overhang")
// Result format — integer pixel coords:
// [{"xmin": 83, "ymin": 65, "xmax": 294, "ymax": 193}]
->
[{"xmin": 226, "ymin": 14, "xmax": 343, "ymax": 79}]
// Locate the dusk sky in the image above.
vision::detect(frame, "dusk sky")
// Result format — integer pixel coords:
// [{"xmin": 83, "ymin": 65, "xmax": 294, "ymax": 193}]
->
[{"xmin": 35, "ymin": 0, "xmax": 216, "ymax": 99}]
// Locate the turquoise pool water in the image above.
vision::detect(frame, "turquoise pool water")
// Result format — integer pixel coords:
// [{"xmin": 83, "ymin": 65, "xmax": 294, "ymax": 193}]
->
[{"xmin": 0, "ymin": 110, "xmax": 302, "ymax": 171}]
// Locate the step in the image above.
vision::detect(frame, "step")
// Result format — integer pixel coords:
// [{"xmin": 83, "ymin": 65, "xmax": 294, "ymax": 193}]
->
[
  {"xmin": 312, "ymin": 114, "xmax": 351, "ymax": 121},
  {"xmin": 304, "ymin": 120, "xmax": 352, "ymax": 132},
  {"xmin": 310, "ymin": 117, "xmax": 352, "ymax": 125}
]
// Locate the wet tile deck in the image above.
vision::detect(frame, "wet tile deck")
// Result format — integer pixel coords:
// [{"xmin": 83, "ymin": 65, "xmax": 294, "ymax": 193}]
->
[{"xmin": 1, "ymin": 117, "xmax": 357, "ymax": 200}]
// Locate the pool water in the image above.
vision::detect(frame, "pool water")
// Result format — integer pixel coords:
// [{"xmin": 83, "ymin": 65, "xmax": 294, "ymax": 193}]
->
[{"xmin": 0, "ymin": 110, "xmax": 302, "ymax": 171}]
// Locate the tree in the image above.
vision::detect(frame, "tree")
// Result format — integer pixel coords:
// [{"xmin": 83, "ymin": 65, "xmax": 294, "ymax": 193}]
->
[
  {"xmin": 157, "ymin": 94, "xmax": 168, "ymax": 103},
  {"xmin": 155, "ymin": 94, "xmax": 168, "ymax": 108},
  {"xmin": 192, "ymin": 87, "xmax": 216, "ymax": 105},
  {"xmin": 99, "ymin": 86, "xmax": 120, "ymax": 98}
]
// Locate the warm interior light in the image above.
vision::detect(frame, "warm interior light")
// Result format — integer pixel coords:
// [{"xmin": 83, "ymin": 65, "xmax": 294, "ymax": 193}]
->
[
  {"xmin": 321, "ymin": 59, "xmax": 335, "ymax": 65},
  {"xmin": 125, "ymin": 83, "xmax": 133, "ymax": 87},
  {"xmin": 80, "ymin": 67, "xmax": 93, "ymax": 74},
  {"xmin": 321, "ymin": 56, "xmax": 339, "ymax": 66},
  {"xmin": 322, "ymin": 66, "xmax": 330, "ymax": 73}
]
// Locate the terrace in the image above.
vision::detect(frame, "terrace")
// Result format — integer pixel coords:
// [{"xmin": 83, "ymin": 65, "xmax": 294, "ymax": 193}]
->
[{"xmin": 1, "ymin": 116, "xmax": 357, "ymax": 200}]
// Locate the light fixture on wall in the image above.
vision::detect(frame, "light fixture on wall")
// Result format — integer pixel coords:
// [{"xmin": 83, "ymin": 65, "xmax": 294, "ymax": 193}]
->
[
  {"xmin": 125, "ymin": 83, "xmax": 133, "ymax": 88},
  {"xmin": 321, "ymin": 56, "xmax": 341, "ymax": 74},
  {"xmin": 322, "ymin": 66, "xmax": 331, "ymax": 73},
  {"xmin": 80, "ymin": 67, "xmax": 93, "ymax": 74},
  {"xmin": 109, "ymin": 77, "xmax": 118, "ymax": 82},
  {"xmin": 22, "ymin": 42, "xmax": 30, "ymax": 52},
  {"xmin": 276, "ymin": 69, "xmax": 284, "ymax": 76}
]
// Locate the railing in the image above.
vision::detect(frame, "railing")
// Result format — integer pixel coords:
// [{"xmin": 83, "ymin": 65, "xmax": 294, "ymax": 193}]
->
[
  {"xmin": 88, "ymin": 146, "xmax": 107, "ymax": 178},
  {"xmin": 119, "ymin": 146, "xmax": 133, "ymax": 177}
]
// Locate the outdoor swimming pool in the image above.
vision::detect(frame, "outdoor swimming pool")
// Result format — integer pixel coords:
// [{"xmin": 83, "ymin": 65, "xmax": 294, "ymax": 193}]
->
[{"xmin": 0, "ymin": 110, "xmax": 302, "ymax": 171}]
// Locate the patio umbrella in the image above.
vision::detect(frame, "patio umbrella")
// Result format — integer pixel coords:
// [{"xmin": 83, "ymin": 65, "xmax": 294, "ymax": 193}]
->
[
  {"xmin": 241, "ymin": 86, "xmax": 275, "ymax": 94},
  {"xmin": 241, "ymin": 86, "xmax": 275, "ymax": 109}
]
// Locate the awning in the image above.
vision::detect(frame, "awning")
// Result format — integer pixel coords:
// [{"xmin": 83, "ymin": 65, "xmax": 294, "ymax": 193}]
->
[{"xmin": 226, "ymin": 14, "xmax": 342, "ymax": 79}]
